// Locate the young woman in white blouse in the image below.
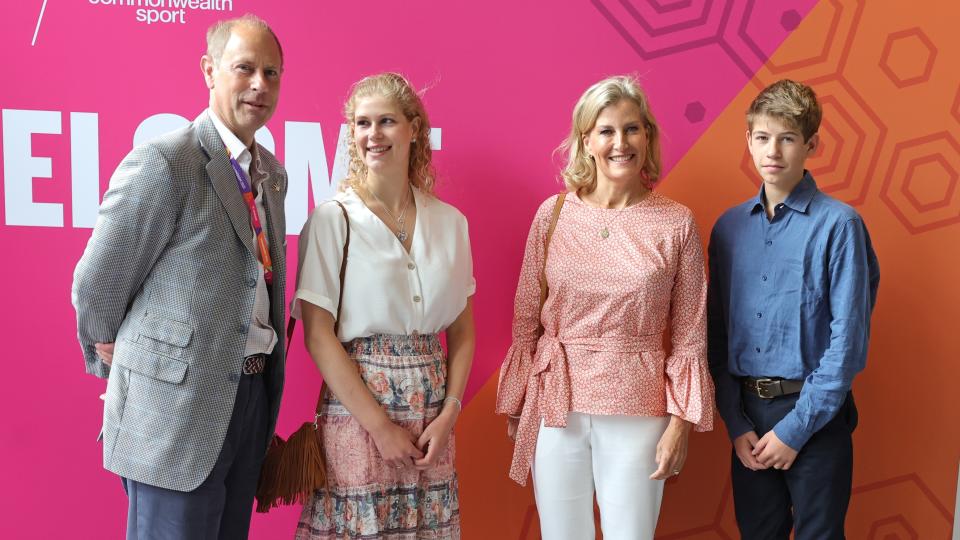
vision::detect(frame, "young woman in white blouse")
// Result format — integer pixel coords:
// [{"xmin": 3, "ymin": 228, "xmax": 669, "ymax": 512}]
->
[{"xmin": 292, "ymin": 73, "xmax": 476, "ymax": 539}]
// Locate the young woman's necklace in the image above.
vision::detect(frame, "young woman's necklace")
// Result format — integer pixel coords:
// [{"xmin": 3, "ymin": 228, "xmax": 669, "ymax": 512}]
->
[{"xmin": 368, "ymin": 185, "xmax": 412, "ymax": 242}]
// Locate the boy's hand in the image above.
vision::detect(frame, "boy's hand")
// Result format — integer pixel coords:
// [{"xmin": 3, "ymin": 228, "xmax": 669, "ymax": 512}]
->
[
  {"xmin": 733, "ymin": 431, "xmax": 768, "ymax": 470},
  {"xmin": 753, "ymin": 430, "xmax": 798, "ymax": 470}
]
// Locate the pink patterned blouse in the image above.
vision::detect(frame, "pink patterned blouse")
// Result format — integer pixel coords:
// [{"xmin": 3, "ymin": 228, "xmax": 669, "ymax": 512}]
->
[{"xmin": 496, "ymin": 191, "xmax": 715, "ymax": 485}]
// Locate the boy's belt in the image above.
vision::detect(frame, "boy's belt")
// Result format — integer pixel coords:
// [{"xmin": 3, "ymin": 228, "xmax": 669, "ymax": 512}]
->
[{"xmin": 742, "ymin": 377, "xmax": 804, "ymax": 399}]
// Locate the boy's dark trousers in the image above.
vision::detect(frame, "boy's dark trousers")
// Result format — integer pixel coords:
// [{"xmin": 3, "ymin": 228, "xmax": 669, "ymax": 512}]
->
[{"xmin": 731, "ymin": 390, "xmax": 858, "ymax": 540}]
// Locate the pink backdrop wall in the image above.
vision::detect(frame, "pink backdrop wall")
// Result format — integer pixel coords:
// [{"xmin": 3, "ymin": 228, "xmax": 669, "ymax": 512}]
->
[{"xmin": 4, "ymin": 1, "xmax": 956, "ymax": 538}]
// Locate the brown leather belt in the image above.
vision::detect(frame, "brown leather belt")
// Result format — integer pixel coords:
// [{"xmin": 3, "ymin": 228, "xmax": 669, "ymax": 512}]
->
[
  {"xmin": 742, "ymin": 377, "xmax": 804, "ymax": 399},
  {"xmin": 242, "ymin": 354, "xmax": 266, "ymax": 375}
]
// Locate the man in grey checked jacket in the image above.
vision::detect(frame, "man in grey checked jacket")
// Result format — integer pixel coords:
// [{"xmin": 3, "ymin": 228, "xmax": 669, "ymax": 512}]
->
[{"xmin": 72, "ymin": 15, "xmax": 287, "ymax": 539}]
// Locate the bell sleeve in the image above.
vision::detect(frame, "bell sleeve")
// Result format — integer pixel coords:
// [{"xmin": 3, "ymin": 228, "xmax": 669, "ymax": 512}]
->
[
  {"xmin": 495, "ymin": 196, "xmax": 558, "ymax": 416},
  {"xmin": 664, "ymin": 212, "xmax": 715, "ymax": 432}
]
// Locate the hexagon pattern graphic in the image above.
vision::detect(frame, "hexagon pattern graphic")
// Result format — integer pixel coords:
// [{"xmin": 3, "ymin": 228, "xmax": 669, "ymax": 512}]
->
[
  {"xmin": 590, "ymin": 0, "xmax": 819, "ymax": 127},
  {"xmin": 849, "ymin": 474, "xmax": 954, "ymax": 539},
  {"xmin": 754, "ymin": 0, "xmax": 863, "ymax": 83},
  {"xmin": 866, "ymin": 515, "xmax": 919, "ymax": 540},
  {"xmin": 457, "ymin": 1, "xmax": 959, "ymax": 538},
  {"xmin": 744, "ymin": 0, "xmax": 957, "ymax": 235},
  {"xmin": 881, "ymin": 132, "xmax": 960, "ymax": 233},
  {"xmin": 740, "ymin": 79, "xmax": 884, "ymax": 207},
  {"xmin": 583, "ymin": 0, "xmax": 958, "ymax": 537},
  {"xmin": 879, "ymin": 28, "xmax": 937, "ymax": 88}
]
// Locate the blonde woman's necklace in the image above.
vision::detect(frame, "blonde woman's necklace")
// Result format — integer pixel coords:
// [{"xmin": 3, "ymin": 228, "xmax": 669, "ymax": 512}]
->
[
  {"xmin": 595, "ymin": 190, "xmax": 648, "ymax": 239},
  {"xmin": 368, "ymin": 185, "xmax": 412, "ymax": 242},
  {"xmin": 599, "ymin": 209, "xmax": 626, "ymax": 239}
]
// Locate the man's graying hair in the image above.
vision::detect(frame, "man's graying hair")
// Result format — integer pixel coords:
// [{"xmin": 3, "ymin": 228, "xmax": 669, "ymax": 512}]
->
[{"xmin": 205, "ymin": 14, "xmax": 283, "ymax": 66}]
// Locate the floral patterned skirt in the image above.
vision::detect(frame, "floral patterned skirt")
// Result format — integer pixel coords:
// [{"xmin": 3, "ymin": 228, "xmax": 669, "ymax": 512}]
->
[{"xmin": 295, "ymin": 333, "xmax": 460, "ymax": 540}]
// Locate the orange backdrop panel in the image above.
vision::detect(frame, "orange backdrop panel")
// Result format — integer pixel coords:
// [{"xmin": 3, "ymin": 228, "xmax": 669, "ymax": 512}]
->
[{"xmin": 456, "ymin": 0, "xmax": 960, "ymax": 537}]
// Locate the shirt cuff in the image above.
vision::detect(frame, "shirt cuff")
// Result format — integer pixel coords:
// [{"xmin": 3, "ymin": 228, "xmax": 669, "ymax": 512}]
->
[
  {"xmin": 772, "ymin": 412, "xmax": 813, "ymax": 451},
  {"xmin": 291, "ymin": 289, "xmax": 337, "ymax": 321},
  {"xmin": 722, "ymin": 412, "xmax": 755, "ymax": 442}
]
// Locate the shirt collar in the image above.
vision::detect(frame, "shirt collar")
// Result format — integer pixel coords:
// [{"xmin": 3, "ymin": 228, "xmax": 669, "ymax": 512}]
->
[
  {"xmin": 207, "ymin": 108, "xmax": 265, "ymax": 183},
  {"xmin": 750, "ymin": 170, "xmax": 818, "ymax": 215},
  {"xmin": 206, "ymin": 108, "xmax": 250, "ymax": 161}
]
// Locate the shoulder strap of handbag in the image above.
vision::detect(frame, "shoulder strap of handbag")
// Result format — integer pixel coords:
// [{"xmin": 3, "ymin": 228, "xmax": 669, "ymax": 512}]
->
[
  {"xmin": 537, "ymin": 192, "xmax": 566, "ymax": 335},
  {"xmin": 283, "ymin": 200, "xmax": 351, "ymax": 415}
]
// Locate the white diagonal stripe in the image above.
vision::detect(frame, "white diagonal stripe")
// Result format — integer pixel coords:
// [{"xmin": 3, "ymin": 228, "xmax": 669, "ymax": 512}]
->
[{"xmin": 32, "ymin": 0, "xmax": 48, "ymax": 46}]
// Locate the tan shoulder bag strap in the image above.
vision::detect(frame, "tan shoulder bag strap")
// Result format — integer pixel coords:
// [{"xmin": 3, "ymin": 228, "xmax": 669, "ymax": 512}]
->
[
  {"xmin": 284, "ymin": 201, "xmax": 351, "ymax": 415},
  {"xmin": 537, "ymin": 192, "xmax": 567, "ymax": 334}
]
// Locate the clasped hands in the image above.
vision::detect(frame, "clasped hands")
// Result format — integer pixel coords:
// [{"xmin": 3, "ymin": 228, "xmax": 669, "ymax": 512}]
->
[
  {"xmin": 734, "ymin": 430, "xmax": 799, "ymax": 471},
  {"xmin": 371, "ymin": 406, "xmax": 459, "ymax": 471}
]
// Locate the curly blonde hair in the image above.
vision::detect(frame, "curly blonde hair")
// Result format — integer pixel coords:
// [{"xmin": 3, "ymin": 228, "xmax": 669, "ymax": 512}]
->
[
  {"xmin": 558, "ymin": 75, "xmax": 662, "ymax": 193},
  {"xmin": 341, "ymin": 73, "xmax": 436, "ymax": 194}
]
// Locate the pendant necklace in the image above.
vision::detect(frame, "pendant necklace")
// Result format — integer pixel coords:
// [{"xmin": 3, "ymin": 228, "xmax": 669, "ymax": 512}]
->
[
  {"xmin": 594, "ymin": 190, "xmax": 648, "ymax": 239},
  {"xmin": 368, "ymin": 185, "xmax": 412, "ymax": 242},
  {"xmin": 599, "ymin": 211, "xmax": 625, "ymax": 239}
]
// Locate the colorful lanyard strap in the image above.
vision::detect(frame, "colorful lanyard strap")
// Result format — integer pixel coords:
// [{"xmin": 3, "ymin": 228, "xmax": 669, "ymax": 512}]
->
[{"xmin": 225, "ymin": 146, "xmax": 274, "ymax": 286}]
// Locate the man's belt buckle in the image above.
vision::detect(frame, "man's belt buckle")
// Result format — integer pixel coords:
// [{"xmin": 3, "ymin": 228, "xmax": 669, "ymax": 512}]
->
[
  {"xmin": 753, "ymin": 378, "xmax": 778, "ymax": 399},
  {"xmin": 242, "ymin": 354, "xmax": 265, "ymax": 375}
]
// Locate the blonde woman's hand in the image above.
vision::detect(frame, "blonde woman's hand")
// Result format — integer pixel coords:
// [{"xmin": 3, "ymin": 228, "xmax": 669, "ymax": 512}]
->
[
  {"xmin": 650, "ymin": 416, "xmax": 692, "ymax": 480},
  {"xmin": 413, "ymin": 411, "xmax": 457, "ymax": 470},
  {"xmin": 370, "ymin": 420, "xmax": 423, "ymax": 469},
  {"xmin": 507, "ymin": 416, "xmax": 520, "ymax": 440}
]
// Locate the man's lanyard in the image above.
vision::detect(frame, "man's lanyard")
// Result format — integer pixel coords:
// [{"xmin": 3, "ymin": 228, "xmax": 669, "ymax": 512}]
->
[{"xmin": 226, "ymin": 146, "xmax": 274, "ymax": 286}]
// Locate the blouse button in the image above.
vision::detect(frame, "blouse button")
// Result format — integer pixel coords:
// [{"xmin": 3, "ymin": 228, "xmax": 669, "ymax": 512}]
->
[
  {"xmin": 413, "ymin": 295, "xmax": 421, "ymax": 303},
  {"xmin": 407, "ymin": 263, "xmax": 416, "ymax": 270}
]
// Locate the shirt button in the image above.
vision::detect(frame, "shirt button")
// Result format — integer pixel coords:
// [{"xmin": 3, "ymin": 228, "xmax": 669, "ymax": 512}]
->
[
  {"xmin": 755, "ymin": 347, "xmax": 761, "ymax": 353},
  {"xmin": 757, "ymin": 312, "xmax": 762, "ymax": 318},
  {"xmin": 761, "ymin": 275, "xmax": 768, "ymax": 281},
  {"xmin": 246, "ymin": 277, "xmax": 257, "ymax": 288},
  {"xmin": 765, "ymin": 240, "xmax": 773, "ymax": 246},
  {"xmin": 407, "ymin": 263, "xmax": 416, "ymax": 270},
  {"xmin": 413, "ymin": 295, "xmax": 421, "ymax": 303},
  {"xmin": 239, "ymin": 325, "xmax": 248, "ymax": 334}
]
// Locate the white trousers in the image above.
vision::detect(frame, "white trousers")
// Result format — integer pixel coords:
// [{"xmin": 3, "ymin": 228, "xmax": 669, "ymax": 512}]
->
[{"xmin": 532, "ymin": 413, "xmax": 670, "ymax": 540}]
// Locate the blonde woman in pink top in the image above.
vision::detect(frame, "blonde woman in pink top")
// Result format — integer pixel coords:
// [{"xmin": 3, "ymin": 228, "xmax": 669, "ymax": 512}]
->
[{"xmin": 496, "ymin": 75, "xmax": 715, "ymax": 540}]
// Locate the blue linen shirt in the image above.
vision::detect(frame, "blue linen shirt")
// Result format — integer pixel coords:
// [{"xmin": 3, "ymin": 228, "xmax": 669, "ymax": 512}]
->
[{"xmin": 707, "ymin": 172, "xmax": 879, "ymax": 451}]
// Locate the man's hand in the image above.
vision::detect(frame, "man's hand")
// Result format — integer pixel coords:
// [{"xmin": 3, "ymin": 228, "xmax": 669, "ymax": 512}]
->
[
  {"xmin": 733, "ymin": 431, "xmax": 768, "ymax": 470},
  {"xmin": 95, "ymin": 342, "xmax": 115, "ymax": 366},
  {"xmin": 753, "ymin": 430, "xmax": 799, "ymax": 470}
]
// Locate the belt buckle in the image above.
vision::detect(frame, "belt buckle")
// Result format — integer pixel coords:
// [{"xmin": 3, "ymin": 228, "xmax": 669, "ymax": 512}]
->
[
  {"xmin": 242, "ymin": 354, "xmax": 265, "ymax": 375},
  {"xmin": 753, "ymin": 378, "xmax": 776, "ymax": 399}
]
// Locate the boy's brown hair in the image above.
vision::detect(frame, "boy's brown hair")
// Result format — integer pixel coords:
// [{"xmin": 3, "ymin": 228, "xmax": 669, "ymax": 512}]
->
[{"xmin": 746, "ymin": 79, "xmax": 821, "ymax": 142}]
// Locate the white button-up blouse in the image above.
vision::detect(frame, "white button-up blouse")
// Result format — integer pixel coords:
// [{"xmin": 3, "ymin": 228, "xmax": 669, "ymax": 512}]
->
[{"xmin": 293, "ymin": 187, "xmax": 475, "ymax": 341}]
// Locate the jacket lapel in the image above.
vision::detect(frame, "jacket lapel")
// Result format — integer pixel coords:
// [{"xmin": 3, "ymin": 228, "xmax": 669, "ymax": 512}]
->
[{"xmin": 196, "ymin": 113, "xmax": 258, "ymax": 261}]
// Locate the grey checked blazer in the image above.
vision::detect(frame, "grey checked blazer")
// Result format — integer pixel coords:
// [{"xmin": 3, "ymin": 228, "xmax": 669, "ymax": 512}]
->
[{"xmin": 72, "ymin": 112, "xmax": 287, "ymax": 492}]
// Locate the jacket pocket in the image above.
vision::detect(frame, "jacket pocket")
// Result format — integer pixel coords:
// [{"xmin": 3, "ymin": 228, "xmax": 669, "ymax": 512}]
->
[
  {"xmin": 114, "ymin": 341, "xmax": 188, "ymax": 384},
  {"xmin": 137, "ymin": 315, "xmax": 194, "ymax": 347}
]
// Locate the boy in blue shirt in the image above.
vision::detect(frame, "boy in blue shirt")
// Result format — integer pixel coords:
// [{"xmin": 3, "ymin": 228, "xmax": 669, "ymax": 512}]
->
[{"xmin": 707, "ymin": 79, "xmax": 880, "ymax": 539}]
